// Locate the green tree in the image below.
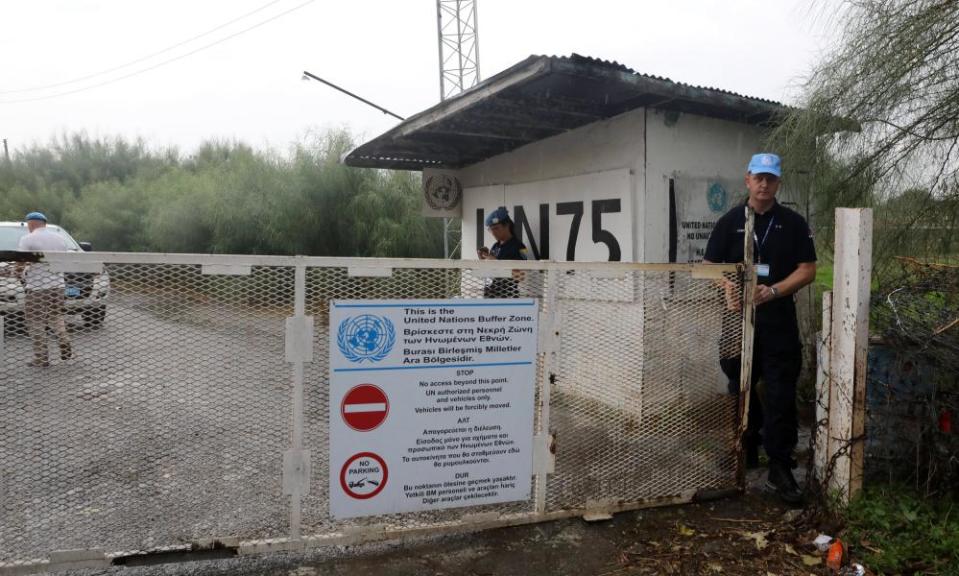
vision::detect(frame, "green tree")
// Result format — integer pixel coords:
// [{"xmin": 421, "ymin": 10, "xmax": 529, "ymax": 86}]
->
[
  {"xmin": 64, "ymin": 179, "xmax": 150, "ymax": 250},
  {"xmin": 0, "ymin": 128, "xmax": 446, "ymax": 258},
  {"xmin": 768, "ymin": 0, "xmax": 959, "ymax": 278}
]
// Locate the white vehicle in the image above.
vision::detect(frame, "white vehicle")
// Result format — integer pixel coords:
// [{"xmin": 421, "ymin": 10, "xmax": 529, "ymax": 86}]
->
[{"xmin": 0, "ymin": 221, "xmax": 109, "ymax": 334}]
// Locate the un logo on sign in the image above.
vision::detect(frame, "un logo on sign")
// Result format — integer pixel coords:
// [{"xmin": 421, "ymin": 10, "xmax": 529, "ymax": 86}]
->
[
  {"xmin": 337, "ymin": 315, "xmax": 396, "ymax": 363},
  {"xmin": 707, "ymin": 182, "xmax": 728, "ymax": 214},
  {"xmin": 424, "ymin": 173, "xmax": 462, "ymax": 210}
]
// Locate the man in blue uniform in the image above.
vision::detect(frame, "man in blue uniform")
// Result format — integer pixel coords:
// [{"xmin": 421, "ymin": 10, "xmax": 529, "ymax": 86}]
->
[
  {"xmin": 704, "ymin": 153, "xmax": 816, "ymax": 505},
  {"xmin": 478, "ymin": 206, "xmax": 529, "ymax": 297}
]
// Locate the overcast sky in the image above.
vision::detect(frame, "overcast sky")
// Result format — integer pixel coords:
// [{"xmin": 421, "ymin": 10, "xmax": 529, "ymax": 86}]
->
[{"xmin": 0, "ymin": 0, "xmax": 839, "ymax": 155}]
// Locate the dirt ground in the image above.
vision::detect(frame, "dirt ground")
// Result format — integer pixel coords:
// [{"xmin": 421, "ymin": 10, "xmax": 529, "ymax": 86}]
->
[
  {"xmin": 91, "ymin": 471, "xmax": 859, "ymax": 576},
  {"xmin": 285, "ymin": 493, "xmax": 842, "ymax": 576}
]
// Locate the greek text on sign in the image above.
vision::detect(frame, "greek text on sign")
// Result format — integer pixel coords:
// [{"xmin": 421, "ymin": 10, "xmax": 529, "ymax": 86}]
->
[{"xmin": 329, "ymin": 299, "xmax": 538, "ymax": 519}]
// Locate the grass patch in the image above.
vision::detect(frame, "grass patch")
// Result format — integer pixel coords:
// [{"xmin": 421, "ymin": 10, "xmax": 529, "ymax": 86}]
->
[
  {"xmin": 845, "ymin": 486, "xmax": 959, "ymax": 574},
  {"xmin": 816, "ymin": 254, "xmax": 834, "ymax": 291}
]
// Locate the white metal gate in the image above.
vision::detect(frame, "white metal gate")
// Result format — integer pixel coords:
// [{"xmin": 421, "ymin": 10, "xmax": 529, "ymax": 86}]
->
[{"xmin": 0, "ymin": 252, "xmax": 745, "ymax": 573}]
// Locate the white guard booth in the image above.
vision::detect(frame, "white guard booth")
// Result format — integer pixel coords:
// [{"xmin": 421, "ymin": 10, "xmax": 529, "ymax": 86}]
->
[
  {"xmin": 338, "ymin": 53, "xmax": 796, "ymax": 523},
  {"xmin": 344, "ymin": 54, "xmax": 802, "ymax": 264},
  {"xmin": 342, "ymin": 53, "xmax": 800, "ymax": 513}
]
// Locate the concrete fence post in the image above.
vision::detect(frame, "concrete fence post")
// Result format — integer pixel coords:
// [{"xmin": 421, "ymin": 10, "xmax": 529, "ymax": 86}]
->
[{"xmin": 820, "ymin": 208, "xmax": 873, "ymax": 503}]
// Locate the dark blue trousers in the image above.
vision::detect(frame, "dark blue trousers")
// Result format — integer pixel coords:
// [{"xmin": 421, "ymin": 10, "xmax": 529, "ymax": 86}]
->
[{"xmin": 721, "ymin": 323, "xmax": 802, "ymax": 466}]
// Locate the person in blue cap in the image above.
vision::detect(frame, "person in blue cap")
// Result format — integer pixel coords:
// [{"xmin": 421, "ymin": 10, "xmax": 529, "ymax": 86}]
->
[
  {"xmin": 16, "ymin": 211, "xmax": 74, "ymax": 367},
  {"xmin": 478, "ymin": 206, "xmax": 529, "ymax": 297},
  {"xmin": 704, "ymin": 153, "xmax": 817, "ymax": 506}
]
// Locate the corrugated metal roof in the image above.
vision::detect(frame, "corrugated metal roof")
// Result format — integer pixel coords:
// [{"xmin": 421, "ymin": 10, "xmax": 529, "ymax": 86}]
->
[
  {"xmin": 559, "ymin": 54, "xmax": 784, "ymax": 107},
  {"xmin": 344, "ymin": 54, "xmax": 788, "ymax": 171}
]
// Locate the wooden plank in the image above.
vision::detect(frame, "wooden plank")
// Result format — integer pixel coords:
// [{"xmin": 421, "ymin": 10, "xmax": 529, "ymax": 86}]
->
[
  {"xmin": 849, "ymin": 211, "xmax": 873, "ymax": 497},
  {"xmin": 35, "ymin": 251, "xmax": 737, "ymax": 274},
  {"xmin": 814, "ymin": 291, "xmax": 832, "ymax": 482},
  {"xmin": 737, "ymin": 206, "xmax": 757, "ymax": 487},
  {"xmin": 827, "ymin": 209, "xmax": 873, "ymax": 502}
]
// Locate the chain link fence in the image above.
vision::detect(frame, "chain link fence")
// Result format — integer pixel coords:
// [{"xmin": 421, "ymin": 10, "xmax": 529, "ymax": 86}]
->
[
  {"xmin": 866, "ymin": 258, "xmax": 959, "ymax": 492},
  {"xmin": 0, "ymin": 252, "xmax": 744, "ymax": 572}
]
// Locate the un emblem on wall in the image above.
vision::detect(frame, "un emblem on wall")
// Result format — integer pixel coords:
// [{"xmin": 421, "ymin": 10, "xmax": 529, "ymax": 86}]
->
[
  {"xmin": 423, "ymin": 173, "xmax": 462, "ymax": 211},
  {"xmin": 707, "ymin": 182, "xmax": 728, "ymax": 214},
  {"xmin": 337, "ymin": 315, "xmax": 396, "ymax": 363}
]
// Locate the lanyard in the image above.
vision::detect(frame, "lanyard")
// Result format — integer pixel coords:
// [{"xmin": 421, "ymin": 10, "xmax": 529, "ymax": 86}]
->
[{"xmin": 752, "ymin": 216, "xmax": 775, "ymax": 263}]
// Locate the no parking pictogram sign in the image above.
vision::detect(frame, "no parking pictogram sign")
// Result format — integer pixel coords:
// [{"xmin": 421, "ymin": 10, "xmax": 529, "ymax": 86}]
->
[
  {"xmin": 340, "ymin": 452, "xmax": 388, "ymax": 500},
  {"xmin": 341, "ymin": 384, "xmax": 389, "ymax": 431}
]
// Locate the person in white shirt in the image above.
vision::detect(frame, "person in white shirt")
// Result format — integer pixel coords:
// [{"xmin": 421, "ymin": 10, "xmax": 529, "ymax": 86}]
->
[{"xmin": 16, "ymin": 212, "xmax": 73, "ymax": 367}]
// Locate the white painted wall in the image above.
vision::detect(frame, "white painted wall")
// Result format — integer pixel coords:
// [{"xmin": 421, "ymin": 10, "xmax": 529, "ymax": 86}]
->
[
  {"xmin": 457, "ymin": 107, "xmax": 780, "ymax": 265},
  {"xmin": 643, "ymin": 108, "xmax": 766, "ymax": 262},
  {"xmin": 462, "ymin": 169, "xmax": 634, "ymax": 262},
  {"xmin": 459, "ymin": 108, "xmax": 646, "ymax": 261}
]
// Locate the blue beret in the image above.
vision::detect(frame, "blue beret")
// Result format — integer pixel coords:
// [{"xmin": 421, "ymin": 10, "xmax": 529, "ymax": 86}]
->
[{"xmin": 485, "ymin": 206, "xmax": 510, "ymax": 227}]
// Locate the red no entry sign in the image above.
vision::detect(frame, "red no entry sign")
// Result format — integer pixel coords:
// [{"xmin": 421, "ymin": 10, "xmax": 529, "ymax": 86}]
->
[
  {"xmin": 341, "ymin": 384, "xmax": 389, "ymax": 431},
  {"xmin": 340, "ymin": 452, "xmax": 388, "ymax": 499}
]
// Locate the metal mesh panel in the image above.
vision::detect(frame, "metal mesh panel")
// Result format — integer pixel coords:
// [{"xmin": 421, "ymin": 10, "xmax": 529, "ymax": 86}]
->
[
  {"xmin": 546, "ymin": 269, "xmax": 742, "ymax": 511},
  {"xmin": 0, "ymin": 253, "xmax": 743, "ymax": 568},
  {"xmin": 1, "ymin": 261, "xmax": 291, "ymax": 565}
]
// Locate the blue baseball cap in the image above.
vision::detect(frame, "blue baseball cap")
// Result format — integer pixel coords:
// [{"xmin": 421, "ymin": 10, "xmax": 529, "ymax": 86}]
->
[
  {"xmin": 24, "ymin": 211, "xmax": 47, "ymax": 222},
  {"xmin": 485, "ymin": 206, "xmax": 510, "ymax": 227},
  {"xmin": 747, "ymin": 153, "xmax": 782, "ymax": 177}
]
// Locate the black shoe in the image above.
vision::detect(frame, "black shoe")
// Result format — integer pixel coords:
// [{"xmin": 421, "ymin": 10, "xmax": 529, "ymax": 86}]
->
[{"xmin": 765, "ymin": 462, "xmax": 803, "ymax": 506}]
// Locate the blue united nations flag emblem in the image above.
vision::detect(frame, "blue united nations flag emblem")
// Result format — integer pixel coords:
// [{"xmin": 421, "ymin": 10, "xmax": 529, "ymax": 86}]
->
[
  {"xmin": 337, "ymin": 314, "xmax": 396, "ymax": 363},
  {"xmin": 707, "ymin": 182, "xmax": 728, "ymax": 214}
]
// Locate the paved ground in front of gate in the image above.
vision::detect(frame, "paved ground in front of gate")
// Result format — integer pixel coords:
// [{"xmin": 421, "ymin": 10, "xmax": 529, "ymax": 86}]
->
[{"xmin": 73, "ymin": 467, "xmax": 851, "ymax": 576}]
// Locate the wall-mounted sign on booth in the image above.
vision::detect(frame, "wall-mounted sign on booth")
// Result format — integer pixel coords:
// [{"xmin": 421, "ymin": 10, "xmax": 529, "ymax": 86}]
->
[
  {"xmin": 422, "ymin": 168, "xmax": 464, "ymax": 218},
  {"xmin": 669, "ymin": 177, "xmax": 741, "ymax": 263}
]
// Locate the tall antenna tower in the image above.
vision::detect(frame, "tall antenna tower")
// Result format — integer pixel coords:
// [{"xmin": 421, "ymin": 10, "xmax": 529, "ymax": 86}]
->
[
  {"xmin": 436, "ymin": 1, "xmax": 480, "ymax": 258},
  {"xmin": 436, "ymin": 1, "xmax": 481, "ymax": 101}
]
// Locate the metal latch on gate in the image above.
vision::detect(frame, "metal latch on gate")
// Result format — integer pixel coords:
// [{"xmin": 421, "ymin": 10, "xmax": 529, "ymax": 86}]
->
[
  {"xmin": 533, "ymin": 433, "xmax": 555, "ymax": 474},
  {"xmin": 285, "ymin": 316, "xmax": 314, "ymax": 363},
  {"xmin": 282, "ymin": 449, "xmax": 312, "ymax": 496},
  {"xmin": 538, "ymin": 308, "xmax": 561, "ymax": 354}
]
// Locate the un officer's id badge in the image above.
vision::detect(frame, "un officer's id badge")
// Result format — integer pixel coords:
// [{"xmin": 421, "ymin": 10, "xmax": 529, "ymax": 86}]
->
[{"xmin": 755, "ymin": 264, "xmax": 771, "ymax": 277}]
